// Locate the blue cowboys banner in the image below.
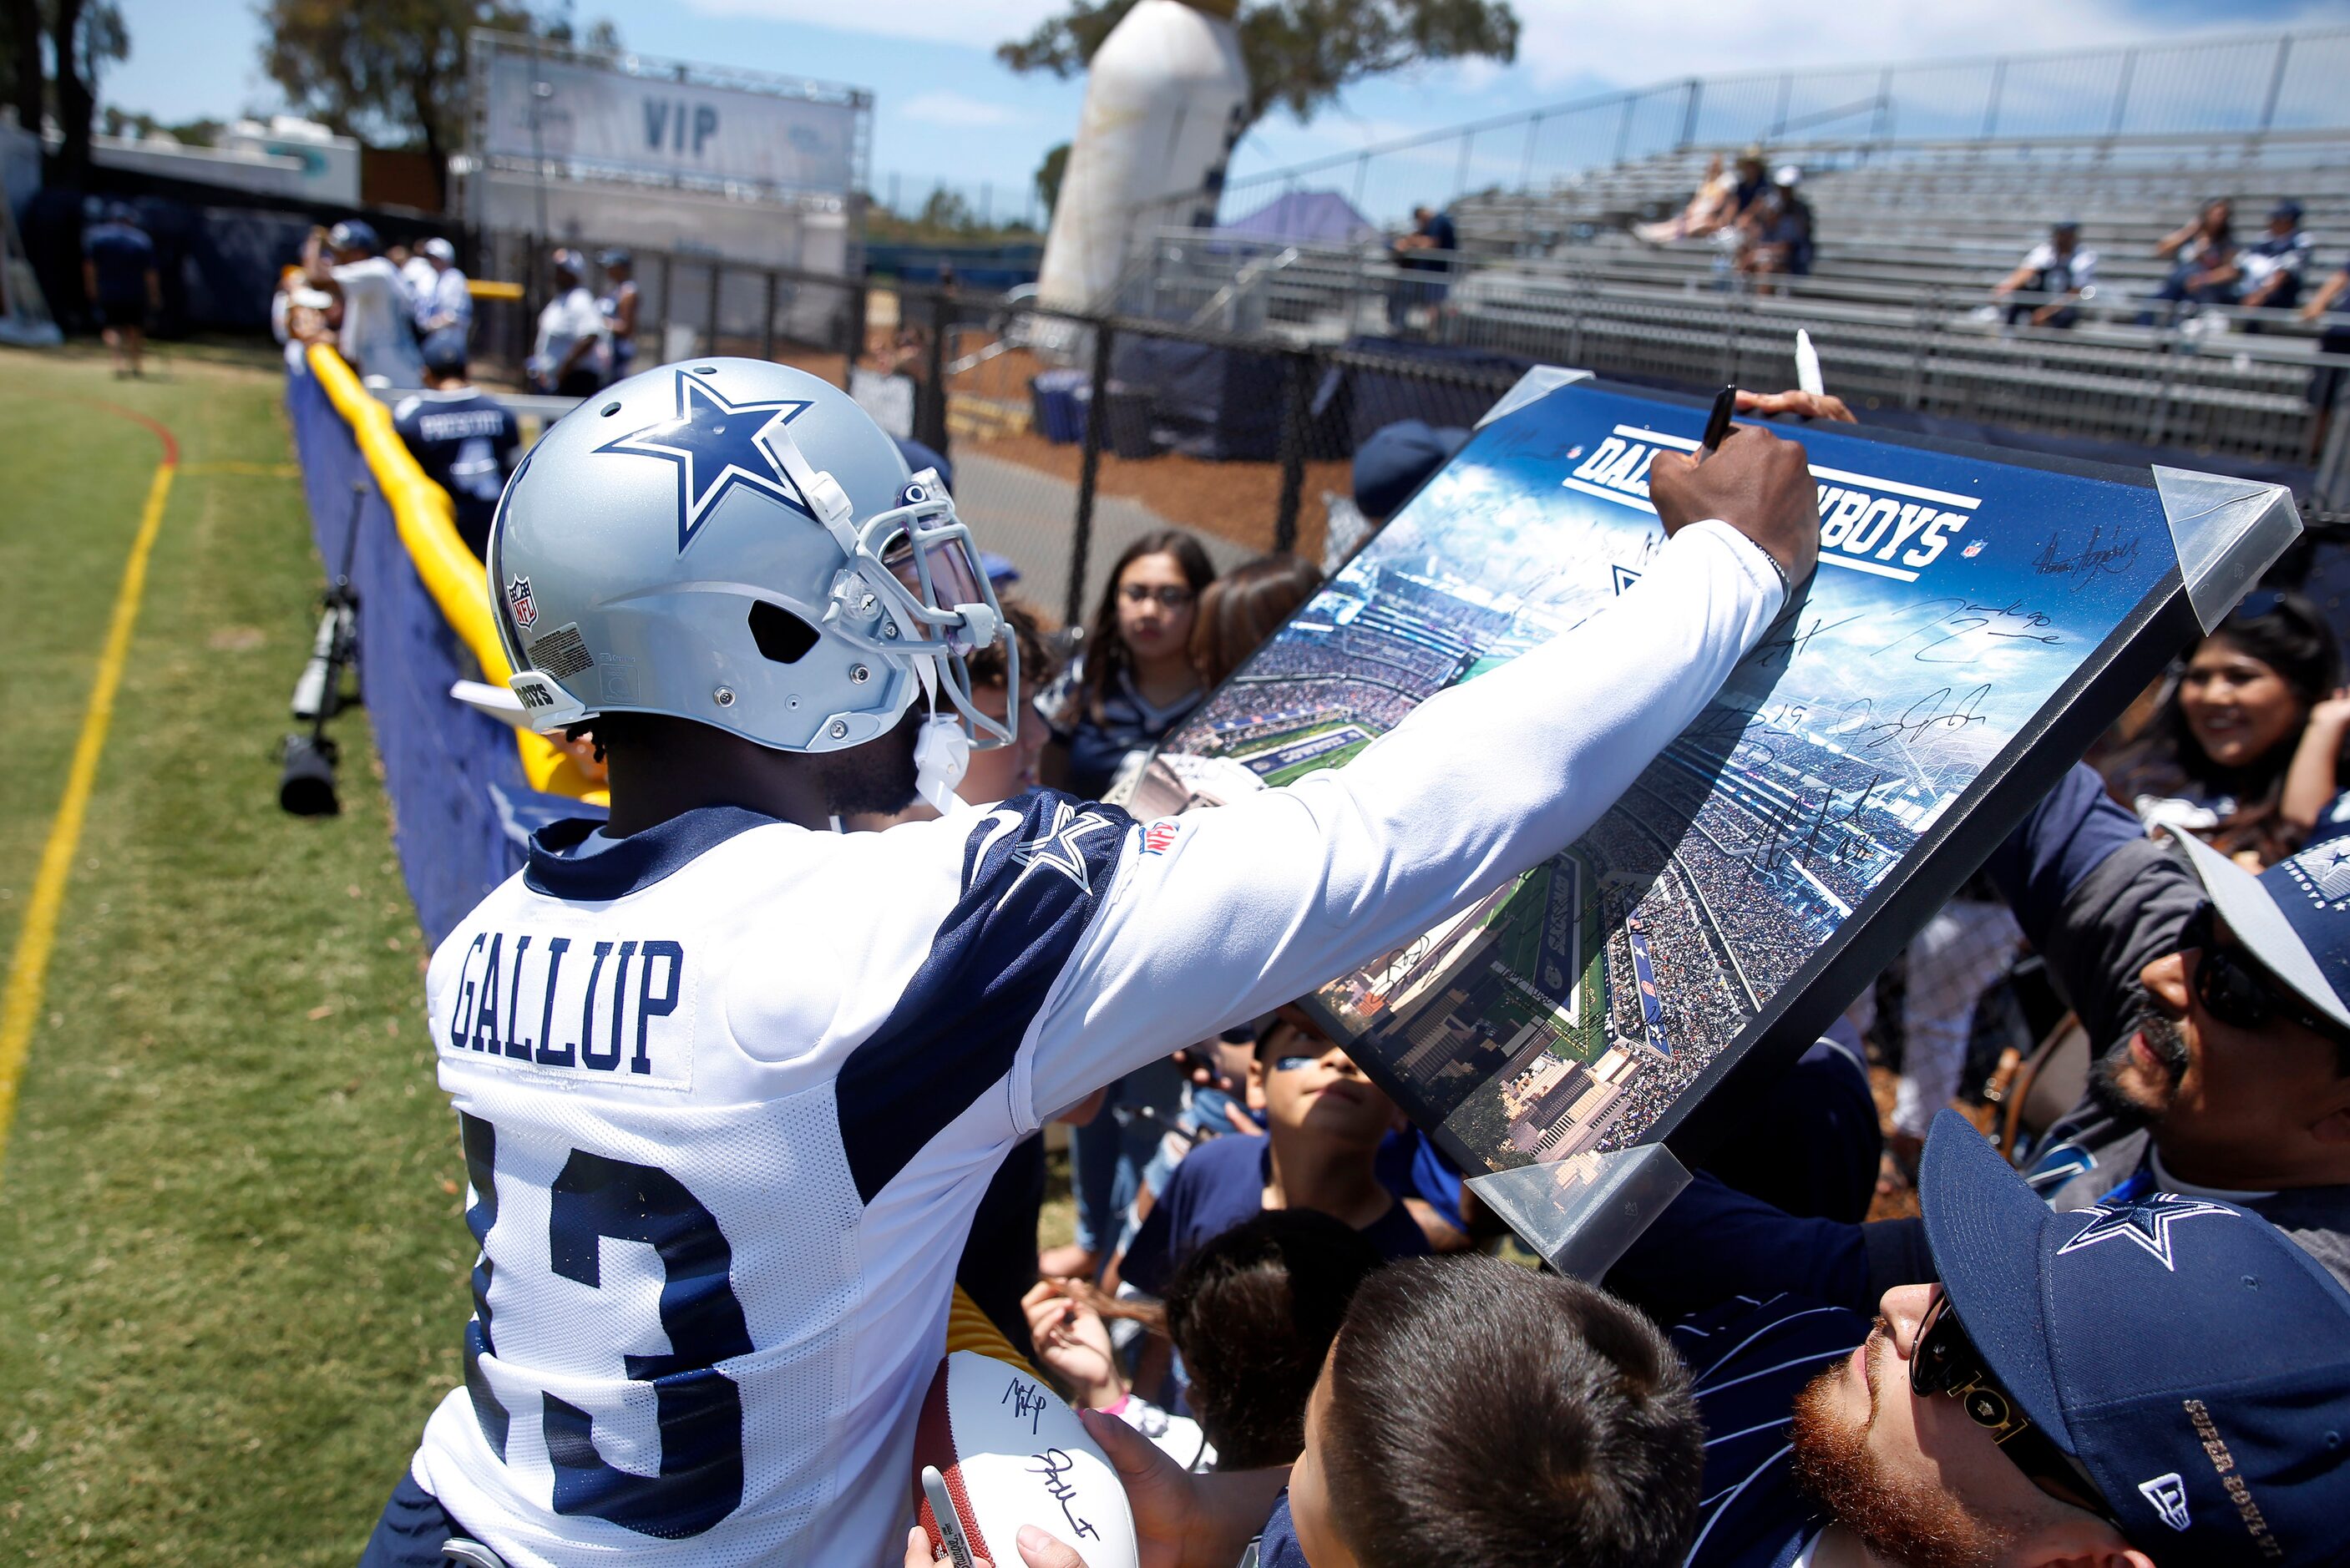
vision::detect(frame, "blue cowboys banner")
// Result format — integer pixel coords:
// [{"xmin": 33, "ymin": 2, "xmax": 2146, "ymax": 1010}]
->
[{"xmin": 1127, "ymin": 377, "xmax": 2286, "ymax": 1234}]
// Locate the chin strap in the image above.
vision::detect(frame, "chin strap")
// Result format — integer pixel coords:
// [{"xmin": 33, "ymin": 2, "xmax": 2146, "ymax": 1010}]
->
[{"xmin": 910, "ymin": 656, "xmax": 969, "ymax": 813}]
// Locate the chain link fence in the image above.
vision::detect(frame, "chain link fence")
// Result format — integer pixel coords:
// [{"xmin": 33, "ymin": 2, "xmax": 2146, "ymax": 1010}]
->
[{"xmin": 465, "ymin": 233, "xmax": 2350, "ymax": 657}]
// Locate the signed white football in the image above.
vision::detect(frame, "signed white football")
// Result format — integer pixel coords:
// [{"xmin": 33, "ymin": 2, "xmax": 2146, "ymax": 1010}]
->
[{"xmin": 914, "ymin": 1351, "xmax": 1140, "ymax": 1568}]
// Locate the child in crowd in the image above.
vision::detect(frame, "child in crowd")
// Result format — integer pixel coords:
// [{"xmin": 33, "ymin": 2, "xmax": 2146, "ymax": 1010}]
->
[
  {"xmin": 1110, "ymin": 1007, "xmax": 1430, "ymax": 1299},
  {"xmin": 1023, "ymin": 1211, "xmax": 1385, "ymax": 1477},
  {"xmin": 1191, "ymin": 554, "xmax": 1324, "ymax": 688}
]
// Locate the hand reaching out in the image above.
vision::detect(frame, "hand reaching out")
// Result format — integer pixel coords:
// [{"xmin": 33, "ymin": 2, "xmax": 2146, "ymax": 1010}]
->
[
  {"xmin": 1734, "ymin": 387, "xmax": 1854, "ymax": 424},
  {"xmin": 1021, "ymin": 1279, "xmax": 1125, "ymax": 1410},
  {"xmin": 903, "ymin": 1523, "xmax": 1089, "ymax": 1568}
]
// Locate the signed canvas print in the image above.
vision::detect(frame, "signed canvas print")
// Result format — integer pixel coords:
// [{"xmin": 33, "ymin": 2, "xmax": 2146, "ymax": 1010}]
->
[{"xmin": 1127, "ymin": 377, "xmax": 2288, "ymax": 1248}]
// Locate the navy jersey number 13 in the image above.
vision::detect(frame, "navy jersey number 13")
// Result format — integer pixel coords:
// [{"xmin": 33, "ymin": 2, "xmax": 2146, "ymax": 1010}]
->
[{"xmin": 460, "ymin": 1112, "xmax": 752, "ymax": 1539}]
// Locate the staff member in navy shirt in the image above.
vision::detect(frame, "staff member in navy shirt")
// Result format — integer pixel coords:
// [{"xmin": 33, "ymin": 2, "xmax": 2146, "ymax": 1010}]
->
[
  {"xmin": 391, "ymin": 329, "xmax": 519, "ymax": 559},
  {"xmin": 82, "ymin": 201, "xmax": 160, "ymax": 378},
  {"xmin": 1111, "ymin": 1005, "xmax": 1430, "ymax": 1298}
]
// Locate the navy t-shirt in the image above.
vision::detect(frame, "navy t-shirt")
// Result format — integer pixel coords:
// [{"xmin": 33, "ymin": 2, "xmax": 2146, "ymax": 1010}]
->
[
  {"xmin": 1118, "ymin": 1131, "xmax": 1430, "ymax": 1297},
  {"xmin": 83, "ymin": 221, "xmax": 155, "ymax": 305},
  {"xmin": 392, "ymin": 389, "xmax": 521, "ymax": 559}
]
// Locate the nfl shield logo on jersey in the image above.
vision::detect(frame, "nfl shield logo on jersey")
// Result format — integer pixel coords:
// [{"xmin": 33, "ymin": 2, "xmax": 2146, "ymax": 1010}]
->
[{"xmin": 506, "ymin": 575, "xmax": 537, "ymax": 630}]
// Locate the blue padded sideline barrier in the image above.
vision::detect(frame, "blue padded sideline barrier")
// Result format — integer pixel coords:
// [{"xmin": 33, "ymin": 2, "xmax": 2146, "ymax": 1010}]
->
[{"xmin": 286, "ymin": 367, "xmax": 601, "ymax": 947}]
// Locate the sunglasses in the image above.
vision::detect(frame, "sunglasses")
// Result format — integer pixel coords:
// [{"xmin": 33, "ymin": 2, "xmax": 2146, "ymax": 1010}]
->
[
  {"xmin": 1910, "ymin": 1289, "xmax": 2113, "ymax": 1520},
  {"xmin": 2180, "ymin": 903, "xmax": 2350, "ymax": 1049}
]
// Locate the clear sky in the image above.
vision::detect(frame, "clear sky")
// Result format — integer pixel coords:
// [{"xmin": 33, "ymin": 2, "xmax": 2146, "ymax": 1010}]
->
[{"xmin": 101, "ymin": 0, "xmax": 2348, "ymax": 214}]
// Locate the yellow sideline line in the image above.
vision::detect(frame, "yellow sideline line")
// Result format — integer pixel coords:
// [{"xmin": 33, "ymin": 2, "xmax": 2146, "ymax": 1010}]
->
[{"xmin": 0, "ymin": 458, "xmax": 176, "ymax": 1182}]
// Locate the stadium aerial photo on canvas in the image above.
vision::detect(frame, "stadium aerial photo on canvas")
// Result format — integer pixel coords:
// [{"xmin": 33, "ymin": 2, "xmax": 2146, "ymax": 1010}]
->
[{"xmin": 1129, "ymin": 378, "xmax": 2196, "ymax": 1179}]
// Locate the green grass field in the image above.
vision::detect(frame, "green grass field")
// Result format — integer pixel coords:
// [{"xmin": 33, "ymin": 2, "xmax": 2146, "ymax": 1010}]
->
[{"xmin": 0, "ymin": 344, "xmax": 468, "ymax": 1565}]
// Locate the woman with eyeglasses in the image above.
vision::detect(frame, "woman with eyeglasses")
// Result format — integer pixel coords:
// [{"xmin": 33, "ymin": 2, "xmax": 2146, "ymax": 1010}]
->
[
  {"xmin": 1031, "ymin": 531, "xmax": 1219, "ymax": 1284},
  {"xmin": 1046, "ymin": 529, "xmax": 1219, "ymax": 802},
  {"xmin": 2104, "ymin": 589, "xmax": 2342, "ymax": 869}
]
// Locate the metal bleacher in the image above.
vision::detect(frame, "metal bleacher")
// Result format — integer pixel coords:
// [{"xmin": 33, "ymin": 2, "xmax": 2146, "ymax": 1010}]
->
[{"xmin": 1191, "ymin": 27, "xmax": 2350, "ymax": 507}]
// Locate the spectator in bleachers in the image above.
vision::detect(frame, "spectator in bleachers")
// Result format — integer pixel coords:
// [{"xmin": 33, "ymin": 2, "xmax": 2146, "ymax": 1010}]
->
[
  {"xmin": 2144, "ymin": 195, "xmax": 2241, "ymax": 321},
  {"xmin": 1635, "ymin": 152, "xmax": 1735, "ymax": 245},
  {"xmin": 1387, "ymin": 204, "xmax": 1457, "ymax": 328},
  {"xmin": 413, "ymin": 238, "xmax": 470, "ymax": 341},
  {"xmin": 528, "ymin": 248, "xmax": 611, "ymax": 397},
  {"xmin": 393, "ymin": 330, "xmax": 519, "ymax": 561},
  {"xmin": 1992, "ymin": 218, "xmax": 2095, "ymax": 328},
  {"xmin": 1192, "ymin": 554, "xmax": 1323, "ymax": 688},
  {"xmin": 80, "ymin": 200, "xmax": 159, "ymax": 378},
  {"xmin": 2299, "ymin": 257, "xmax": 2350, "ymax": 458},
  {"xmin": 2104, "ymin": 589, "xmax": 2339, "ymax": 867},
  {"xmin": 323, "ymin": 219, "xmax": 426, "ymax": 389},
  {"xmin": 2241, "ymin": 199, "xmax": 2316, "ymax": 314},
  {"xmin": 1725, "ymin": 144, "xmax": 1772, "ymax": 225},
  {"xmin": 597, "ymin": 250, "xmax": 640, "ymax": 382},
  {"xmin": 1735, "ymin": 165, "xmax": 1813, "ymax": 284},
  {"xmin": 1107, "ymin": 1007, "xmax": 1429, "ymax": 1300}
]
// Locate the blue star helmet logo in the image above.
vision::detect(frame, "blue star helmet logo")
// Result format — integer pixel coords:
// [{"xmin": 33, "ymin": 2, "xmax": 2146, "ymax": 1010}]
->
[
  {"xmin": 595, "ymin": 367, "xmax": 816, "ymax": 554},
  {"xmin": 2055, "ymin": 1191, "xmax": 2236, "ymax": 1272}
]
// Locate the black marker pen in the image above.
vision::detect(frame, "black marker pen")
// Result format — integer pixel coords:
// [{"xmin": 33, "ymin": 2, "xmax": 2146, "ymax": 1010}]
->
[{"xmin": 1699, "ymin": 382, "xmax": 1738, "ymax": 457}]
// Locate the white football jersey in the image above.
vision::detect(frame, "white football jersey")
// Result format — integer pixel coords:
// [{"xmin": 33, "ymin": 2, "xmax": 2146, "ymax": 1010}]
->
[{"xmin": 403, "ymin": 520, "xmax": 1782, "ymax": 1566}]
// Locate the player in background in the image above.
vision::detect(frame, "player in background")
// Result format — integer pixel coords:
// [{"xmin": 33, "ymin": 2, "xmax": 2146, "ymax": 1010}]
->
[
  {"xmin": 392, "ymin": 330, "xmax": 521, "ymax": 561},
  {"xmin": 80, "ymin": 200, "xmax": 159, "ymax": 378},
  {"xmin": 357, "ymin": 357, "xmax": 1819, "ymax": 1568}
]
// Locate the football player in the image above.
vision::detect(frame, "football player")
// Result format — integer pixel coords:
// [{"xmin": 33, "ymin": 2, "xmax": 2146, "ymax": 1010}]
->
[{"xmin": 358, "ymin": 358, "xmax": 1820, "ymax": 1568}]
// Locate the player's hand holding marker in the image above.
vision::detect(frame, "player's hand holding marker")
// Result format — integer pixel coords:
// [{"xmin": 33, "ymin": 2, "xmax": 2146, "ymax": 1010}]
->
[{"xmin": 1647, "ymin": 412, "xmax": 1823, "ymax": 591}]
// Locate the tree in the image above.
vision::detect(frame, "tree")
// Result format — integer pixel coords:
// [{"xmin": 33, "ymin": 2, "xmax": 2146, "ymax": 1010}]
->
[
  {"xmin": 1034, "ymin": 140, "xmax": 1069, "ymax": 220},
  {"xmin": 4, "ymin": 0, "xmax": 38, "ymax": 137},
  {"xmin": 999, "ymin": 0, "xmax": 1519, "ymax": 130},
  {"xmin": 45, "ymin": 0, "xmax": 127, "ymax": 184},
  {"xmin": 259, "ymin": 1, "xmax": 618, "ymax": 211}
]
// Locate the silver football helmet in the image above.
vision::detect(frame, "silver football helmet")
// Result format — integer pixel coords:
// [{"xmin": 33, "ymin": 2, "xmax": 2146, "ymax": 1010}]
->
[{"xmin": 486, "ymin": 357, "xmax": 1012, "ymax": 761}]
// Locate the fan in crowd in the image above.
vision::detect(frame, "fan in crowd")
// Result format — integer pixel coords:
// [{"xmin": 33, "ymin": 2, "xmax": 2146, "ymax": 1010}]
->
[
  {"xmin": 411, "ymin": 238, "xmax": 471, "ymax": 340},
  {"xmin": 318, "ymin": 219, "xmax": 425, "ymax": 389},
  {"xmin": 1193, "ymin": 554, "xmax": 1324, "ymax": 688},
  {"xmin": 1992, "ymin": 219, "xmax": 2097, "ymax": 328},
  {"xmin": 2102, "ymin": 589, "xmax": 2342, "ymax": 867},
  {"xmin": 527, "ymin": 247, "xmax": 611, "ymax": 396},
  {"xmin": 597, "ymin": 250, "xmax": 641, "ymax": 382},
  {"xmin": 2144, "ymin": 195, "xmax": 2241, "ymax": 321}
]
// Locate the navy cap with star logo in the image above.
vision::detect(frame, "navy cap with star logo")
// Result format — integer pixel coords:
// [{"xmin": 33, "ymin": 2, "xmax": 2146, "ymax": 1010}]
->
[
  {"xmin": 2163, "ymin": 825, "xmax": 2350, "ymax": 1039},
  {"xmin": 1919, "ymin": 1110, "xmax": 2350, "ymax": 1565}
]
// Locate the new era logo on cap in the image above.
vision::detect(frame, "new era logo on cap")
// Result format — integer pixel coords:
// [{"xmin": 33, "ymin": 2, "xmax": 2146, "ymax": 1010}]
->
[{"xmin": 2137, "ymin": 1473, "xmax": 2191, "ymax": 1532}]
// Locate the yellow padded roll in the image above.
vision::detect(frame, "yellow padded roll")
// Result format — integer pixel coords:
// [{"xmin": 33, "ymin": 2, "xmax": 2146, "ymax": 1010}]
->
[{"xmin": 305, "ymin": 343, "xmax": 604, "ymax": 802}]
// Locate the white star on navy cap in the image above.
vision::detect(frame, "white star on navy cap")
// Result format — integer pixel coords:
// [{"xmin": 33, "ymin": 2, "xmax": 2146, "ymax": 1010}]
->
[
  {"xmin": 999, "ymin": 800, "xmax": 1118, "ymax": 906},
  {"xmin": 2055, "ymin": 1191, "xmax": 2236, "ymax": 1271},
  {"xmin": 596, "ymin": 368, "xmax": 814, "ymax": 553}
]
